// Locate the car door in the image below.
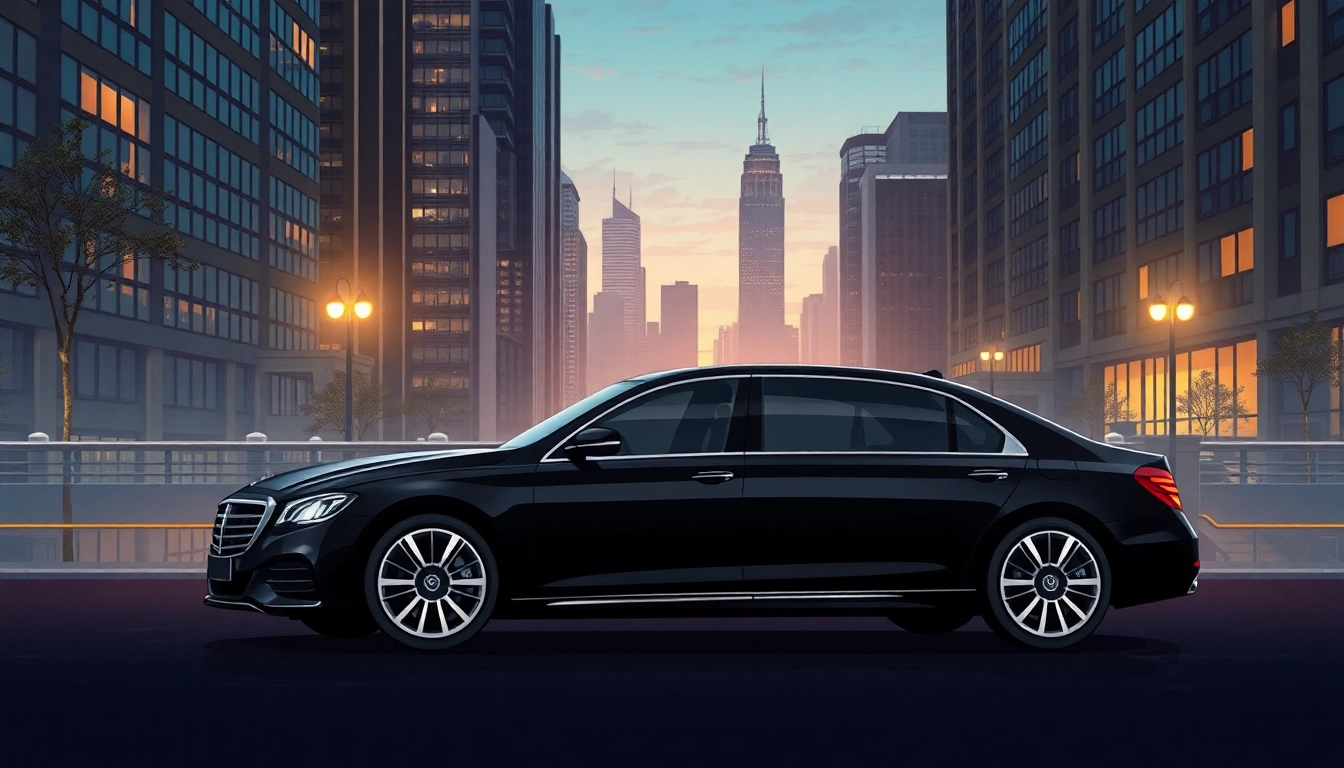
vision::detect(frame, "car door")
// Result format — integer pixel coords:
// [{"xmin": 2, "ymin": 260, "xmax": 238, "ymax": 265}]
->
[
  {"xmin": 530, "ymin": 376, "xmax": 748, "ymax": 601},
  {"xmin": 741, "ymin": 374, "xmax": 1028, "ymax": 597}
]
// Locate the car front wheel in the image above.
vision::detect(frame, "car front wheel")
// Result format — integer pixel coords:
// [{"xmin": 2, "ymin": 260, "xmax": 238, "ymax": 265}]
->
[
  {"xmin": 364, "ymin": 514, "xmax": 498, "ymax": 651},
  {"xmin": 982, "ymin": 518, "xmax": 1111, "ymax": 650}
]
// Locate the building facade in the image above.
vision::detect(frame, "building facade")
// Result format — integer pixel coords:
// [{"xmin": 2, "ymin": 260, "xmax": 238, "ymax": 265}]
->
[
  {"xmin": 738, "ymin": 75, "xmax": 790, "ymax": 363},
  {"xmin": 660, "ymin": 280, "xmax": 698, "ymax": 370},
  {"xmin": 0, "ymin": 0, "xmax": 340, "ymax": 441},
  {"xmin": 838, "ymin": 132, "xmax": 889, "ymax": 366},
  {"xmin": 947, "ymin": 0, "xmax": 1344, "ymax": 439},
  {"xmin": 559, "ymin": 171, "xmax": 586, "ymax": 405},
  {"xmin": 600, "ymin": 193, "xmax": 641, "ymax": 378},
  {"xmin": 318, "ymin": 0, "xmax": 560, "ymax": 440},
  {"xmin": 860, "ymin": 169, "xmax": 949, "ymax": 373},
  {"xmin": 586, "ymin": 289, "xmax": 625, "ymax": 392}
]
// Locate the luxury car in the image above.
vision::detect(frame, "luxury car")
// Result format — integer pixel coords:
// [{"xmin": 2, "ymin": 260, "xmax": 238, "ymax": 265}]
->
[{"xmin": 204, "ymin": 365, "xmax": 1200, "ymax": 651}]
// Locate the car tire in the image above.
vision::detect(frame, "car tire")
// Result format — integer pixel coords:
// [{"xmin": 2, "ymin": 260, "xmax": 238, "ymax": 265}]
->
[
  {"xmin": 364, "ymin": 514, "xmax": 499, "ymax": 652},
  {"xmin": 299, "ymin": 609, "xmax": 377, "ymax": 639},
  {"xmin": 981, "ymin": 517, "xmax": 1111, "ymax": 651},
  {"xmin": 888, "ymin": 610, "xmax": 974, "ymax": 635}
]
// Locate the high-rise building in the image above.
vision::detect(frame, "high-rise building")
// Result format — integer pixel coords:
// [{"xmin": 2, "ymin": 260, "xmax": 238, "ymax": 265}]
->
[
  {"xmin": 738, "ymin": 73, "xmax": 787, "ymax": 363},
  {"xmin": 713, "ymin": 323, "xmax": 738, "ymax": 366},
  {"xmin": 586, "ymin": 290, "xmax": 626, "ymax": 392},
  {"xmin": 839, "ymin": 113, "xmax": 948, "ymax": 369},
  {"xmin": 816, "ymin": 246, "xmax": 841, "ymax": 364},
  {"xmin": 638, "ymin": 320, "xmax": 661, "ymax": 374},
  {"xmin": 559, "ymin": 172, "xmax": 586, "ymax": 405},
  {"xmin": 859, "ymin": 167, "xmax": 948, "ymax": 373},
  {"xmin": 0, "ymin": 0, "xmax": 337, "ymax": 440},
  {"xmin": 661, "ymin": 281, "xmax": 698, "ymax": 370},
  {"xmin": 601, "ymin": 192, "xmax": 642, "ymax": 377},
  {"xmin": 319, "ymin": 0, "xmax": 560, "ymax": 441},
  {"xmin": 948, "ymin": 0, "xmax": 1344, "ymax": 438},
  {"xmin": 800, "ymin": 294, "xmax": 824, "ymax": 364},
  {"xmin": 838, "ymin": 132, "xmax": 888, "ymax": 367}
]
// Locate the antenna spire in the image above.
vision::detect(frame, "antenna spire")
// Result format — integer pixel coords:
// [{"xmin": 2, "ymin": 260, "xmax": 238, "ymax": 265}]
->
[{"xmin": 757, "ymin": 67, "xmax": 769, "ymax": 145}]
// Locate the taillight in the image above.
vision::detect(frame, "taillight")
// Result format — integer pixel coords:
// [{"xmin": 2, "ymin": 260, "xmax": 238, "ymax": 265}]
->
[{"xmin": 1135, "ymin": 466, "xmax": 1182, "ymax": 510}]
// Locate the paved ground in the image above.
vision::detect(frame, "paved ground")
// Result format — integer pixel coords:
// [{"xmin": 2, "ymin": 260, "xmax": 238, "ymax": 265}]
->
[{"xmin": 2, "ymin": 580, "xmax": 1343, "ymax": 766}]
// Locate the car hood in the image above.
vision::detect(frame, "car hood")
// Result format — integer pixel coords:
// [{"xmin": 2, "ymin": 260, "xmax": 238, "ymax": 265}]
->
[{"xmin": 248, "ymin": 447, "xmax": 508, "ymax": 493}]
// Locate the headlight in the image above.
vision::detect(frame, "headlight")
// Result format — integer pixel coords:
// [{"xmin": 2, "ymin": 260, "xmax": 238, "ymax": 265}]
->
[{"xmin": 277, "ymin": 493, "xmax": 355, "ymax": 525}]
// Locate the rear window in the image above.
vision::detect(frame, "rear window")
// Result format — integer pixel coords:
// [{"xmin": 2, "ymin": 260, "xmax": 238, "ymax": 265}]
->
[{"xmin": 953, "ymin": 401, "xmax": 1006, "ymax": 453}]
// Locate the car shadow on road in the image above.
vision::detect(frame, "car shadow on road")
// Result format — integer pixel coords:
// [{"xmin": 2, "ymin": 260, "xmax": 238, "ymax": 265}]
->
[{"xmin": 201, "ymin": 627, "xmax": 1181, "ymax": 683}]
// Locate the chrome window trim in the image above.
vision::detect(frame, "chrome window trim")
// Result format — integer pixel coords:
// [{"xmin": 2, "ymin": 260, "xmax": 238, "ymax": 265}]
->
[
  {"xmin": 541, "ymin": 450, "xmax": 744, "ymax": 465},
  {"xmin": 211, "ymin": 497, "xmax": 276, "ymax": 558},
  {"xmin": 540, "ymin": 374, "xmax": 749, "ymax": 462},
  {"xmin": 755, "ymin": 373, "xmax": 1030, "ymax": 457}
]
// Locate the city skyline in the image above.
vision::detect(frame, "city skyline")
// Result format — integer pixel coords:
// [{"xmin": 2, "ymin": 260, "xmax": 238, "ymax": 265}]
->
[{"xmin": 553, "ymin": 0, "xmax": 947, "ymax": 361}]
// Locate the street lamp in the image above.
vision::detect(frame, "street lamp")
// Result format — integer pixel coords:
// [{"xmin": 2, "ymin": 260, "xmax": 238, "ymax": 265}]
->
[
  {"xmin": 325, "ymin": 278, "xmax": 373, "ymax": 441},
  {"xmin": 1147, "ymin": 282, "xmax": 1195, "ymax": 460},
  {"xmin": 979, "ymin": 346, "xmax": 1005, "ymax": 396}
]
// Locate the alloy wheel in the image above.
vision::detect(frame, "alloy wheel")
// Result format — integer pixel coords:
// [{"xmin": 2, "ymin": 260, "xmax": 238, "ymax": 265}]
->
[
  {"xmin": 998, "ymin": 529, "xmax": 1102, "ymax": 638},
  {"xmin": 375, "ymin": 527, "xmax": 487, "ymax": 639}
]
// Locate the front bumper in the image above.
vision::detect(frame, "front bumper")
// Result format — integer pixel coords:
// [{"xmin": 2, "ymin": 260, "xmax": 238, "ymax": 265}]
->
[{"xmin": 203, "ymin": 497, "xmax": 365, "ymax": 617}]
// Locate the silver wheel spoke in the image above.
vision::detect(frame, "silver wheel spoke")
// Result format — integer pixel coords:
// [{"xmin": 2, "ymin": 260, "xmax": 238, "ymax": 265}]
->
[
  {"xmin": 1021, "ymin": 535, "xmax": 1046, "ymax": 570},
  {"xmin": 1055, "ymin": 536, "xmax": 1077, "ymax": 568},
  {"xmin": 378, "ymin": 527, "xmax": 487, "ymax": 639},
  {"xmin": 1000, "ymin": 529, "xmax": 1101, "ymax": 639},
  {"xmin": 436, "ymin": 534, "xmax": 462, "ymax": 567}
]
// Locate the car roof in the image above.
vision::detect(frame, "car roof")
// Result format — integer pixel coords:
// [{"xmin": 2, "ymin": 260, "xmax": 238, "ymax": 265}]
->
[{"xmin": 632, "ymin": 364, "xmax": 947, "ymax": 388}]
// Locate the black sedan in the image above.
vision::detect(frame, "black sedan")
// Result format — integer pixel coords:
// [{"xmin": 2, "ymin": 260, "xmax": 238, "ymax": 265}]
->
[{"xmin": 204, "ymin": 366, "xmax": 1200, "ymax": 651}]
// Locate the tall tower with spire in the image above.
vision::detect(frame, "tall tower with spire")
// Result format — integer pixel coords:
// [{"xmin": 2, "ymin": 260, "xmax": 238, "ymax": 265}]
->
[{"xmin": 737, "ymin": 70, "xmax": 789, "ymax": 363}]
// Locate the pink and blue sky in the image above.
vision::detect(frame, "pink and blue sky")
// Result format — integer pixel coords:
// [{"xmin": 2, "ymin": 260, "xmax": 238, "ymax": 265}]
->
[{"xmin": 555, "ymin": 0, "xmax": 947, "ymax": 361}]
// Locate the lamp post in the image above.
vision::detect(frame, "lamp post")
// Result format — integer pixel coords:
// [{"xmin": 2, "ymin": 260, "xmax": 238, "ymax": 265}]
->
[
  {"xmin": 979, "ymin": 346, "xmax": 1005, "ymax": 396},
  {"xmin": 325, "ymin": 278, "xmax": 373, "ymax": 441},
  {"xmin": 1147, "ymin": 282, "xmax": 1195, "ymax": 461}
]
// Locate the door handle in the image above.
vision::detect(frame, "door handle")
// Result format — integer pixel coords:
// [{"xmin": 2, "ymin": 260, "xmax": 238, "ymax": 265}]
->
[
  {"xmin": 692, "ymin": 470, "xmax": 735, "ymax": 484},
  {"xmin": 969, "ymin": 469, "xmax": 1010, "ymax": 482}
]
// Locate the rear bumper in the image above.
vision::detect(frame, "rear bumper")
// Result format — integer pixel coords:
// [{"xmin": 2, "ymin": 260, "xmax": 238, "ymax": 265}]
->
[{"xmin": 1109, "ymin": 535, "xmax": 1201, "ymax": 608}]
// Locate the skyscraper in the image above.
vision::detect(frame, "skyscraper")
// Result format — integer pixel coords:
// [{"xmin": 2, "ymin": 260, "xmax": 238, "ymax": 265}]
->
[
  {"xmin": 738, "ymin": 72, "xmax": 787, "ymax": 363},
  {"xmin": 948, "ymin": 0, "xmax": 1344, "ymax": 438},
  {"xmin": 800, "ymin": 294, "xmax": 825, "ymax": 364},
  {"xmin": 559, "ymin": 172, "xmax": 586, "ymax": 405},
  {"xmin": 0, "ymin": 0, "xmax": 332, "ymax": 440},
  {"xmin": 816, "ymin": 246, "xmax": 841, "ymax": 364},
  {"xmin": 838, "ymin": 132, "xmax": 888, "ymax": 367},
  {"xmin": 586, "ymin": 290, "xmax": 626, "ymax": 392},
  {"xmin": 601, "ymin": 190, "xmax": 642, "ymax": 378},
  {"xmin": 320, "ymin": 0, "xmax": 561, "ymax": 440},
  {"xmin": 661, "ymin": 281, "xmax": 698, "ymax": 370}
]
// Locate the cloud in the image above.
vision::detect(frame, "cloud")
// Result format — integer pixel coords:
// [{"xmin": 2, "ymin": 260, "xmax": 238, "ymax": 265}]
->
[
  {"xmin": 695, "ymin": 36, "xmax": 739, "ymax": 46},
  {"xmin": 568, "ymin": 65, "xmax": 618, "ymax": 81},
  {"xmin": 764, "ymin": 3, "xmax": 903, "ymax": 38},
  {"xmin": 564, "ymin": 110, "xmax": 658, "ymax": 139},
  {"xmin": 841, "ymin": 57, "xmax": 874, "ymax": 71},
  {"xmin": 631, "ymin": 12, "xmax": 695, "ymax": 36}
]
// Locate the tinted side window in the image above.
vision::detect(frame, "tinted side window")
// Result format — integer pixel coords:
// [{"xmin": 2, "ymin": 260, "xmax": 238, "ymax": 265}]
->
[
  {"xmin": 761, "ymin": 378, "xmax": 950, "ymax": 452},
  {"xmin": 952, "ymin": 401, "xmax": 1007, "ymax": 453},
  {"xmin": 593, "ymin": 378, "xmax": 740, "ymax": 456}
]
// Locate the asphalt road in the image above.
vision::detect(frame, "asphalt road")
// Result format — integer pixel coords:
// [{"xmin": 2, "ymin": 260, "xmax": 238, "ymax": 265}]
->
[{"xmin": 1, "ymin": 579, "xmax": 1342, "ymax": 767}]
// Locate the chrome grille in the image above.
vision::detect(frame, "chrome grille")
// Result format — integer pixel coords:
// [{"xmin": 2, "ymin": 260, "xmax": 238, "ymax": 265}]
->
[{"xmin": 211, "ymin": 498, "xmax": 271, "ymax": 557}]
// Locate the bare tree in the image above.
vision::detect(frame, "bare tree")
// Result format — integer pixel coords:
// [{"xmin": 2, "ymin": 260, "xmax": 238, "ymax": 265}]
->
[
  {"xmin": 401, "ymin": 377, "xmax": 471, "ymax": 436},
  {"xmin": 1254, "ymin": 310, "xmax": 1342, "ymax": 441},
  {"xmin": 302, "ymin": 371, "xmax": 400, "ymax": 440},
  {"xmin": 0, "ymin": 117, "xmax": 189, "ymax": 559},
  {"xmin": 1062, "ymin": 375, "xmax": 1136, "ymax": 440},
  {"xmin": 1178, "ymin": 370, "xmax": 1250, "ymax": 438}
]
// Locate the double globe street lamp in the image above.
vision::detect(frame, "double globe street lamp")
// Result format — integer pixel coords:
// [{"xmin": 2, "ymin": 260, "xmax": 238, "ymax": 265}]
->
[
  {"xmin": 1147, "ymin": 282, "xmax": 1195, "ymax": 460},
  {"xmin": 980, "ymin": 346, "xmax": 1005, "ymax": 396},
  {"xmin": 325, "ymin": 278, "xmax": 373, "ymax": 441}
]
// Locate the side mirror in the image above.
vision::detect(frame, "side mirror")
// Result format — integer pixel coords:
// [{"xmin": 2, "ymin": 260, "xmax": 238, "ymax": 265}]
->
[{"xmin": 563, "ymin": 427, "xmax": 623, "ymax": 460}]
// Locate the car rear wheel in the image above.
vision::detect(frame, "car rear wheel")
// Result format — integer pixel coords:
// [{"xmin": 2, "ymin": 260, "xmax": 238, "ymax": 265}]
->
[
  {"xmin": 888, "ymin": 610, "xmax": 973, "ymax": 635},
  {"xmin": 364, "ymin": 514, "xmax": 498, "ymax": 651},
  {"xmin": 299, "ymin": 609, "xmax": 376, "ymax": 639},
  {"xmin": 982, "ymin": 517, "xmax": 1111, "ymax": 650}
]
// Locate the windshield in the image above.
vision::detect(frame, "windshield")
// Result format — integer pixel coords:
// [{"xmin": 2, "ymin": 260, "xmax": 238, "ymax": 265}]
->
[{"xmin": 499, "ymin": 381, "xmax": 640, "ymax": 449}]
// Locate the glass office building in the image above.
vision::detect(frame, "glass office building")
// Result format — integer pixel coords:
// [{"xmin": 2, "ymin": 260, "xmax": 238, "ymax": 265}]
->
[{"xmin": 0, "ymin": 0, "xmax": 331, "ymax": 440}]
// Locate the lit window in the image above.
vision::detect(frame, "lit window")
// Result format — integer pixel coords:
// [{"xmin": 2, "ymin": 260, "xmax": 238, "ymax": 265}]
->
[
  {"xmin": 1328, "ymin": 194, "xmax": 1344, "ymax": 247},
  {"xmin": 1241, "ymin": 128, "xmax": 1253, "ymax": 171},
  {"xmin": 80, "ymin": 72, "xmax": 97, "ymax": 114},
  {"xmin": 1281, "ymin": 1, "xmax": 1297, "ymax": 47},
  {"xmin": 1138, "ymin": 265, "xmax": 1149, "ymax": 300}
]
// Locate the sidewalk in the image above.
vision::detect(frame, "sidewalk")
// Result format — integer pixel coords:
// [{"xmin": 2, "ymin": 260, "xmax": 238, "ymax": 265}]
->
[{"xmin": 4, "ymin": 562, "xmax": 1344, "ymax": 579}]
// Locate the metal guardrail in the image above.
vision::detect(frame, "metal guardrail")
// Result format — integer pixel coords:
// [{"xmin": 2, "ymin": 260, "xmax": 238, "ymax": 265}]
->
[
  {"xmin": 1198, "ymin": 441, "xmax": 1344, "ymax": 484},
  {"xmin": 0, "ymin": 440, "xmax": 495, "ymax": 485}
]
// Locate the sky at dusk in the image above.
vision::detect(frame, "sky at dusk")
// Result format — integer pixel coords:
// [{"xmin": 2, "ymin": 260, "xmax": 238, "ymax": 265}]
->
[{"xmin": 554, "ymin": 0, "xmax": 948, "ymax": 362}]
